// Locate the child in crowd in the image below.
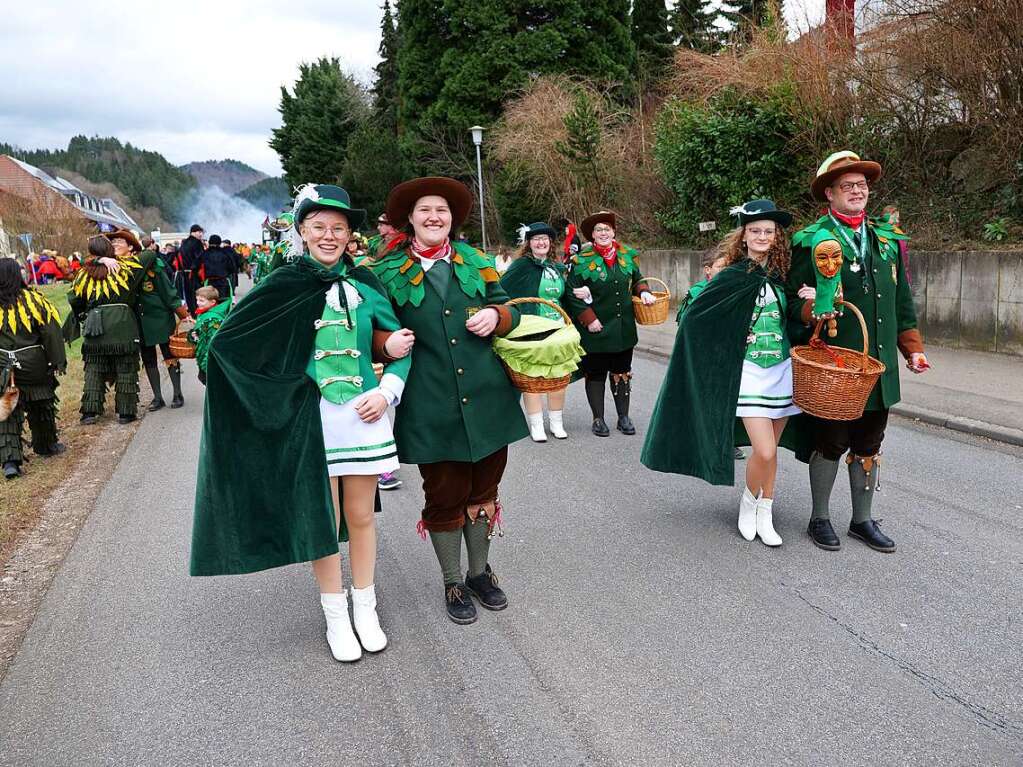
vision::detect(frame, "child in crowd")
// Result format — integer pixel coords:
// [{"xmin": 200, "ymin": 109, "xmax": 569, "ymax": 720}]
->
[{"xmin": 189, "ymin": 286, "xmax": 231, "ymax": 385}]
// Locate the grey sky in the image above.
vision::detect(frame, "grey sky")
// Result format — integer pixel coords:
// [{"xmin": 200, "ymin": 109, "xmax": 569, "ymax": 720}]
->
[
  {"xmin": 4, "ymin": 1, "xmax": 825, "ymax": 178},
  {"xmin": 3, "ymin": 0, "xmax": 385, "ymax": 176}
]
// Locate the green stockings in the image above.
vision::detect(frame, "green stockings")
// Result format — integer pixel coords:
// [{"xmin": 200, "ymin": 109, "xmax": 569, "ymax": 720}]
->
[
  {"xmin": 429, "ymin": 530, "xmax": 463, "ymax": 585},
  {"xmin": 81, "ymin": 352, "xmax": 139, "ymax": 417},
  {"xmin": 809, "ymin": 451, "xmax": 840, "ymax": 520}
]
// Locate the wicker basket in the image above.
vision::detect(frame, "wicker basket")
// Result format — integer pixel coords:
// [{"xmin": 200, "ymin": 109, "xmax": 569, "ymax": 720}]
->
[
  {"xmin": 500, "ymin": 297, "xmax": 574, "ymax": 393},
  {"xmin": 168, "ymin": 321, "xmax": 197, "ymax": 359},
  {"xmin": 791, "ymin": 300, "xmax": 886, "ymax": 421},
  {"xmin": 632, "ymin": 277, "xmax": 670, "ymax": 325}
]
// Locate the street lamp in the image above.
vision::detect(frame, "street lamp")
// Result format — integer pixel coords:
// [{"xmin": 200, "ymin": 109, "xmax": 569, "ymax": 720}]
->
[{"xmin": 470, "ymin": 125, "xmax": 487, "ymax": 251}]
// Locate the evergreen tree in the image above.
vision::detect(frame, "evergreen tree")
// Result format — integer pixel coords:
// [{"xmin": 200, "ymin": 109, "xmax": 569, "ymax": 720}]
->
[
  {"xmin": 567, "ymin": 0, "xmax": 637, "ymax": 101},
  {"xmin": 670, "ymin": 0, "xmax": 720, "ymax": 51},
  {"xmin": 396, "ymin": 0, "xmax": 450, "ymax": 141},
  {"xmin": 341, "ymin": 124, "xmax": 408, "ymax": 218},
  {"xmin": 632, "ymin": 0, "xmax": 672, "ymax": 66},
  {"xmin": 554, "ymin": 92, "xmax": 603, "ymax": 186},
  {"xmin": 719, "ymin": 0, "xmax": 771, "ymax": 42},
  {"xmin": 270, "ymin": 57, "xmax": 370, "ymax": 190},
  {"xmin": 372, "ymin": 0, "xmax": 400, "ymax": 133}
]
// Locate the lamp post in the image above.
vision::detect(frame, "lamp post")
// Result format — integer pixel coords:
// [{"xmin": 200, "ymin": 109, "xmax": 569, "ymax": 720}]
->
[{"xmin": 470, "ymin": 125, "xmax": 487, "ymax": 251}]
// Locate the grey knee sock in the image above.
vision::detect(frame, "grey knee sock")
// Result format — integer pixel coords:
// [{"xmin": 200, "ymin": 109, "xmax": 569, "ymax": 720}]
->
[
  {"xmin": 429, "ymin": 530, "xmax": 463, "ymax": 584},
  {"xmin": 848, "ymin": 458, "xmax": 878, "ymax": 524},
  {"xmin": 463, "ymin": 513, "xmax": 491, "ymax": 578},
  {"xmin": 809, "ymin": 452, "xmax": 840, "ymax": 520}
]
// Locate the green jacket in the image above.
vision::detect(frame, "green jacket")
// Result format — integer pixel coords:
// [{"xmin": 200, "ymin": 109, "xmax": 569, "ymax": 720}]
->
[
  {"xmin": 676, "ymin": 280, "xmax": 708, "ymax": 324},
  {"xmin": 68, "ymin": 250, "xmax": 156, "ymax": 356},
  {"xmin": 0, "ymin": 288, "xmax": 66, "ymax": 399},
  {"xmin": 371, "ymin": 240, "xmax": 528, "ymax": 464},
  {"xmin": 191, "ymin": 257, "xmax": 396, "ymax": 576},
  {"xmin": 564, "ymin": 243, "xmax": 649, "ymax": 354},
  {"xmin": 138, "ymin": 256, "xmax": 183, "ymax": 346},
  {"xmin": 642, "ymin": 262, "xmax": 811, "ymax": 486},
  {"xmin": 190, "ymin": 299, "xmax": 232, "ymax": 374},
  {"xmin": 499, "ymin": 255, "xmax": 568, "ymax": 318},
  {"xmin": 786, "ymin": 213, "xmax": 919, "ymax": 411}
]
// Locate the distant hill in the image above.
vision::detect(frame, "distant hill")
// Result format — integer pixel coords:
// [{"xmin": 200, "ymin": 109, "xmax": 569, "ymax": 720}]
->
[
  {"xmin": 0, "ymin": 136, "xmax": 196, "ymax": 225},
  {"xmin": 180, "ymin": 159, "xmax": 267, "ymax": 195},
  {"xmin": 237, "ymin": 176, "xmax": 291, "ymax": 214}
]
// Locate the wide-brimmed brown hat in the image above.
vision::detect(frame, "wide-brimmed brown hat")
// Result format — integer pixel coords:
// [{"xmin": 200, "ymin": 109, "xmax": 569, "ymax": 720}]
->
[
  {"xmin": 386, "ymin": 177, "xmax": 474, "ymax": 232},
  {"xmin": 811, "ymin": 151, "xmax": 882, "ymax": 202},
  {"xmin": 581, "ymin": 211, "xmax": 617, "ymax": 242},
  {"xmin": 106, "ymin": 229, "xmax": 142, "ymax": 253}
]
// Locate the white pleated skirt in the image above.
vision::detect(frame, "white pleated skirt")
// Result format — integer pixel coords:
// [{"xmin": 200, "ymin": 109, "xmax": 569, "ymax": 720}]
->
[
  {"xmin": 320, "ymin": 396, "xmax": 400, "ymax": 476},
  {"xmin": 735, "ymin": 358, "xmax": 802, "ymax": 419}
]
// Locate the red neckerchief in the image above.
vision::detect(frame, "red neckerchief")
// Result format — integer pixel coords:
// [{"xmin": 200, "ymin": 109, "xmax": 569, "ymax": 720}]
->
[
  {"xmin": 592, "ymin": 240, "xmax": 619, "ymax": 267},
  {"xmin": 830, "ymin": 208, "xmax": 866, "ymax": 229},
  {"xmin": 195, "ymin": 304, "xmax": 215, "ymax": 317},
  {"xmin": 411, "ymin": 237, "xmax": 452, "ymax": 261}
]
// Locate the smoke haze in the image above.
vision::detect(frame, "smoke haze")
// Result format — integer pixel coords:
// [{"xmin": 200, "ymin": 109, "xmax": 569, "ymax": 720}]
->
[{"xmin": 183, "ymin": 186, "xmax": 266, "ymax": 243}]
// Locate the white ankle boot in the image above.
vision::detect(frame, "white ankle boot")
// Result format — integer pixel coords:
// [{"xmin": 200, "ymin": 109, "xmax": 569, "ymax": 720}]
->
[
  {"xmin": 738, "ymin": 487, "xmax": 758, "ymax": 541},
  {"xmin": 350, "ymin": 584, "xmax": 387, "ymax": 653},
  {"xmin": 527, "ymin": 411, "xmax": 547, "ymax": 442},
  {"xmin": 320, "ymin": 591, "xmax": 361, "ymax": 662},
  {"xmin": 755, "ymin": 497, "xmax": 783, "ymax": 547},
  {"xmin": 548, "ymin": 410, "xmax": 568, "ymax": 439}
]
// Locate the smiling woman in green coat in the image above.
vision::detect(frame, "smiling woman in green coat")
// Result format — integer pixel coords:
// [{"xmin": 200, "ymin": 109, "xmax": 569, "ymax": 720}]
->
[{"xmin": 371, "ymin": 176, "xmax": 528, "ymax": 626}]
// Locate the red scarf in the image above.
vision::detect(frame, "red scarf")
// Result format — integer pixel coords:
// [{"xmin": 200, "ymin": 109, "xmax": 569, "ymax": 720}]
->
[
  {"xmin": 830, "ymin": 208, "xmax": 866, "ymax": 229},
  {"xmin": 592, "ymin": 240, "xmax": 619, "ymax": 267},
  {"xmin": 411, "ymin": 237, "xmax": 452, "ymax": 261},
  {"xmin": 195, "ymin": 304, "xmax": 215, "ymax": 317}
]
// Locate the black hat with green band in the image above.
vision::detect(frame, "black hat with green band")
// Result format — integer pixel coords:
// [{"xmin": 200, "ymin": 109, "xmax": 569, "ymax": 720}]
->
[
  {"xmin": 522, "ymin": 222, "xmax": 558, "ymax": 241},
  {"xmin": 293, "ymin": 184, "xmax": 367, "ymax": 230}
]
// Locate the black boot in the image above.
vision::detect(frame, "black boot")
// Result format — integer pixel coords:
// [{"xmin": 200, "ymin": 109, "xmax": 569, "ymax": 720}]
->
[
  {"xmin": 118, "ymin": 414, "xmax": 137, "ymax": 425},
  {"xmin": 807, "ymin": 519, "xmax": 841, "ymax": 550},
  {"xmin": 848, "ymin": 519, "xmax": 896, "ymax": 553},
  {"xmin": 36, "ymin": 442, "xmax": 66, "ymax": 457},
  {"xmin": 465, "ymin": 565, "xmax": 508, "ymax": 611},
  {"xmin": 168, "ymin": 362, "xmax": 184, "ymax": 408},
  {"xmin": 145, "ymin": 366, "xmax": 165, "ymax": 412},
  {"xmin": 610, "ymin": 374, "xmax": 635, "ymax": 435},
  {"xmin": 444, "ymin": 582, "xmax": 478, "ymax": 625},
  {"xmin": 80, "ymin": 414, "xmax": 98, "ymax": 425},
  {"xmin": 585, "ymin": 377, "xmax": 610, "ymax": 437},
  {"xmin": 3, "ymin": 461, "xmax": 20, "ymax": 480}
]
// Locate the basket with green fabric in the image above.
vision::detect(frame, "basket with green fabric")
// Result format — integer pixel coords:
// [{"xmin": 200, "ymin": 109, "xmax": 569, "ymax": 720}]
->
[{"xmin": 494, "ymin": 297, "xmax": 584, "ymax": 393}]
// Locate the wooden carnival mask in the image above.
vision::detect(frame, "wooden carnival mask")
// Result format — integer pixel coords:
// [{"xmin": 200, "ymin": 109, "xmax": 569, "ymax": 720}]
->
[{"xmin": 814, "ymin": 239, "xmax": 844, "ymax": 278}]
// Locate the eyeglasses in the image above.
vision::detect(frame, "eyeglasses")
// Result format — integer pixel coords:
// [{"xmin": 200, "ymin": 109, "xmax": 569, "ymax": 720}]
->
[
  {"xmin": 746, "ymin": 227, "xmax": 776, "ymax": 237},
  {"xmin": 305, "ymin": 223, "xmax": 350, "ymax": 239},
  {"xmin": 836, "ymin": 180, "xmax": 869, "ymax": 193}
]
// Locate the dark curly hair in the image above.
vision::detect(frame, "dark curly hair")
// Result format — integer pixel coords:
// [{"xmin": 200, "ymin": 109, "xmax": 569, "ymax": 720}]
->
[{"xmin": 0, "ymin": 258, "xmax": 27, "ymax": 309}]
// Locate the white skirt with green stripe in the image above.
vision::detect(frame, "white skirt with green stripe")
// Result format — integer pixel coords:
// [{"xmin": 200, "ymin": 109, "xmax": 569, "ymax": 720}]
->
[
  {"xmin": 320, "ymin": 396, "xmax": 399, "ymax": 476},
  {"xmin": 735, "ymin": 358, "xmax": 802, "ymax": 419}
]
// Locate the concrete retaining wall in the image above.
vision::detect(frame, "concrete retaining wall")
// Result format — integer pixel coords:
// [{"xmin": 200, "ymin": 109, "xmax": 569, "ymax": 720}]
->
[{"xmin": 638, "ymin": 249, "xmax": 1023, "ymax": 356}]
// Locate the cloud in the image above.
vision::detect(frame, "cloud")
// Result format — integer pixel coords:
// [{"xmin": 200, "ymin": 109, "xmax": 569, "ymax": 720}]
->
[{"xmin": 3, "ymin": 0, "xmax": 384, "ymax": 175}]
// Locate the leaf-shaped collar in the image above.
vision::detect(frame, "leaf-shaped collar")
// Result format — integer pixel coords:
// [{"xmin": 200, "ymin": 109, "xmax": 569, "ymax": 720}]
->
[
  {"xmin": 570, "ymin": 243, "xmax": 639, "ymax": 283},
  {"xmin": 371, "ymin": 241, "xmax": 500, "ymax": 307}
]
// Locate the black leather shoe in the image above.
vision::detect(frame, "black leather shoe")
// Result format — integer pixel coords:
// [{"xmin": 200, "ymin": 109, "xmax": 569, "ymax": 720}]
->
[
  {"xmin": 592, "ymin": 418, "xmax": 610, "ymax": 437},
  {"xmin": 148, "ymin": 397, "xmax": 165, "ymax": 412},
  {"xmin": 118, "ymin": 414, "xmax": 136, "ymax": 425},
  {"xmin": 807, "ymin": 519, "xmax": 841, "ymax": 551},
  {"xmin": 80, "ymin": 414, "xmax": 98, "ymax": 425},
  {"xmin": 3, "ymin": 461, "xmax": 20, "ymax": 480},
  {"xmin": 36, "ymin": 442, "xmax": 66, "ymax": 457},
  {"xmin": 848, "ymin": 519, "xmax": 896, "ymax": 553},
  {"xmin": 170, "ymin": 393, "xmax": 184, "ymax": 409},
  {"xmin": 444, "ymin": 582, "xmax": 478, "ymax": 624},
  {"xmin": 616, "ymin": 416, "xmax": 636, "ymax": 435},
  {"xmin": 465, "ymin": 565, "xmax": 508, "ymax": 611}
]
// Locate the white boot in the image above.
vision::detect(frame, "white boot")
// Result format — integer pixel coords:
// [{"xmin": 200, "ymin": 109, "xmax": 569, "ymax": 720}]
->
[
  {"xmin": 755, "ymin": 497, "xmax": 783, "ymax": 547},
  {"xmin": 527, "ymin": 411, "xmax": 547, "ymax": 442},
  {"xmin": 548, "ymin": 410, "xmax": 568, "ymax": 439},
  {"xmin": 320, "ymin": 591, "xmax": 361, "ymax": 662},
  {"xmin": 738, "ymin": 487, "xmax": 758, "ymax": 541},
  {"xmin": 350, "ymin": 584, "xmax": 388, "ymax": 653}
]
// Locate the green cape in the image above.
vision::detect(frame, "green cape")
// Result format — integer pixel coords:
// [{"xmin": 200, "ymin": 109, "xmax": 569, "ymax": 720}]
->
[
  {"xmin": 190, "ymin": 257, "xmax": 383, "ymax": 576},
  {"xmin": 500, "ymin": 256, "xmax": 567, "ymax": 314},
  {"xmin": 640, "ymin": 262, "xmax": 811, "ymax": 486}
]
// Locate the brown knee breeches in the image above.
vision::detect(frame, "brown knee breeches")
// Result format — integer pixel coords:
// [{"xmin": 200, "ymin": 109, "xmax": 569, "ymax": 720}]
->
[{"xmin": 417, "ymin": 446, "xmax": 508, "ymax": 532}]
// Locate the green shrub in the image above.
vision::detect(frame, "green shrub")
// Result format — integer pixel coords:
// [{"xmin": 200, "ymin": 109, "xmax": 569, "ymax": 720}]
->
[{"xmin": 653, "ymin": 87, "xmax": 810, "ymax": 241}]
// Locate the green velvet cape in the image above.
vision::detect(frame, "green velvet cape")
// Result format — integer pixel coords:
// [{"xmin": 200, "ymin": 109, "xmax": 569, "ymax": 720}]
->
[
  {"xmin": 190, "ymin": 258, "xmax": 383, "ymax": 576},
  {"xmin": 640, "ymin": 262, "xmax": 811, "ymax": 487}
]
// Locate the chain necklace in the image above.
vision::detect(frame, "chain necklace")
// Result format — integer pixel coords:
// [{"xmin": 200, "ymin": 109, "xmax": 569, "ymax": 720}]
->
[{"xmin": 829, "ymin": 212, "xmax": 870, "ymax": 293}]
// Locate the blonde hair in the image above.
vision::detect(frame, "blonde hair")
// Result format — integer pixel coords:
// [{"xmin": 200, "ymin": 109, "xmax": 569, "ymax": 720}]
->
[
  {"xmin": 196, "ymin": 286, "xmax": 220, "ymax": 302},
  {"xmin": 715, "ymin": 224, "xmax": 791, "ymax": 280}
]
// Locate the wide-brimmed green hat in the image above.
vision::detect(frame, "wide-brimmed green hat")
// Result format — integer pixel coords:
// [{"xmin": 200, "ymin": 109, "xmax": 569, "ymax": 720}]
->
[
  {"xmin": 520, "ymin": 222, "xmax": 558, "ymax": 242},
  {"xmin": 293, "ymin": 184, "xmax": 366, "ymax": 230},
  {"xmin": 729, "ymin": 199, "xmax": 793, "ymax": 228}
]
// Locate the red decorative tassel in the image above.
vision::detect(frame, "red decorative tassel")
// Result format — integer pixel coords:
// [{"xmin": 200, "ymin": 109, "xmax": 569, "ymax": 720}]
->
[{"xmin": 415, "ymin": 519, "xmax": 427, "ymax": 540}]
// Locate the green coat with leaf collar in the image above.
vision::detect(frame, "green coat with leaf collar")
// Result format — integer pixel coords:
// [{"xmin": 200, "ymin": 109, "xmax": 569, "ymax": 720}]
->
[{"xmin": 564, "ymin": 243, "xmax": 649, "ymax": 354}]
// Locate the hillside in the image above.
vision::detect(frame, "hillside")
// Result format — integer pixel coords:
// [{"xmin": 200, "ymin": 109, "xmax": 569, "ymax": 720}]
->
[
  {"xmin": 0, "ymin": 136, "xmax": 195, "ymax": 225},
  {"xmin": 237, "ymin": 176, "xmax": 291, "ymax": 214},
  {"xmin": 180, "ymin": 159, "xmax": 267, "ymax": 195}
]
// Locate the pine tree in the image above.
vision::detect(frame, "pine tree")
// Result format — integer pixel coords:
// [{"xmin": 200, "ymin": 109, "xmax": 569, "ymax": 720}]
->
[
  {"xmin": 719, "ymin": 0, "xmax": 771, "ymax": 43},
  {"xmin": 632, "ymin": 0, "xmax": 672, "ymax": 66},
  {"xmin": 670, "ymin": 0, "xmax": 720, "ymax": 52},
  {"xmin": 270, "ymin": 58, "xmax": 370, "ymax": 190},
  {"xmin": 396, "ymin": 0, "xmax": 450, "ymax": 141},
  {"xmin": 372, "ymin": 0, "xmax": 400, "ymax": 133},
  {"xmin": 567, "ymin": 0, "xmax": 637, "ymax": 101}
]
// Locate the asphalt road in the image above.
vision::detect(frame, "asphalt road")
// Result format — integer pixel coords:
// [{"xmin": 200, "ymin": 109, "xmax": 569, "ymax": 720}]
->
[{"xmin": 1, "ymin": 351, "xmax": 1021, "ymax": 766}]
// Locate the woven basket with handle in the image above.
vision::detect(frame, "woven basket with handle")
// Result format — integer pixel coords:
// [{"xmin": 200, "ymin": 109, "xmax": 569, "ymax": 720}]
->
[
  {"xmin": 791, "ymin": 300, "xmax": 886, "ymax": 421},
  {"xmin": 632, "ymin": 277, "xmax": 670, "ymax": 325},
  {"xmin": 169, "ymin": 320, "xmax": 197, "ymax": 359},
  {"xmin": 500, "ymin": 297, "xmax": 574, "ymax": 393}
]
